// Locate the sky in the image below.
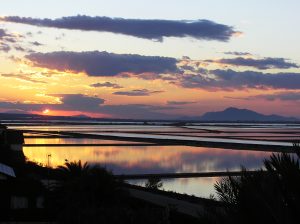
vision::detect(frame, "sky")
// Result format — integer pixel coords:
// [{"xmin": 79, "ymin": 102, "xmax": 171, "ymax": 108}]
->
[{"xmin": 0, "ymin": 0, "xmax": 300, "ymax": 119}]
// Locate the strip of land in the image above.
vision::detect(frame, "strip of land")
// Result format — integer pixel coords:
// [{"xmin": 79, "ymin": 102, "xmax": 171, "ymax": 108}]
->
[{"xmin": 116, "ymin": 170, "xmax": 263, "ymax": 180}]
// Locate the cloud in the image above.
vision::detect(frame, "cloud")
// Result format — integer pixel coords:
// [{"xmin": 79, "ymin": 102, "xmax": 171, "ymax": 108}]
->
[
  {"xmin": 1, "ymin": 73, "xmax": 47, "ymax": 84},
  {"xmin": 90, "ymin": 82, "xmax": 123, "ymax": 89},
  {"xmin": 206, "ymin": 57, "xmax": 299, "ymax": 70},
  {"xmin": 14, "ymin": 46, "xmax": 26, "ymax": 52},
  {"xmin": 179, "ymin": 69, "xmax": 300, "ymax": 90},
  {"xmin": 26, "ymin": 51, "xmax": 179, "ymax": 76},
  {"xmin": 113, "ymin": 89, "xmax": 163, "ymax": 96},
  {"xmin": 167, "ymin": 101, "xmax": 197, "ymax": 105},
  {"xmin": 0, "ymin": 29, "xmax": 22, "ymax": 43},
  {"xmin": 252, "ymin": 91, "xmax": 300, "ymax": 101},
  {"xmin": 0, "ymin": 43, "xmax": 11, "ymax": 52},
  {"xmin": 0, "ymin": 29, "xmax": 13, "ymax": 41},
  {"xmin": 0, "ymin": 28, "xmax": 24, "ymax": 52},
  {"xmin": 223, "ymin": 51, "xmax": 252, "ymax": 56},
  {"xmin": 52, "ymin": 94, "xmax": 105, "ymax": 111},
  {"xmin": 30, "ymin": 41, "xmax": 43, "ymax": 46},
  {"xmin": 0, "ymin": 94, "xmax": 177, "ymax": 119},
  {"xmin": 1, "ymin": 15, "xmax": 238, "ymax": 42}
]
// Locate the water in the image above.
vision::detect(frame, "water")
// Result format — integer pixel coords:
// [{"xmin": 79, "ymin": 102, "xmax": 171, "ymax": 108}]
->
[
  {"xmin": 86, "ymin": 132, "xmax": 294, "ymax": 147},
  {"xmin": 23, "ymin": 143, "xmax": 271, "ymax": 198},
  {"xmin": 129, "ymin": 177, "xmax": 219, "ymax": 198},
  {"xmin": 6, "ymin": 122, "xmax": 300, "ymax": 198}
]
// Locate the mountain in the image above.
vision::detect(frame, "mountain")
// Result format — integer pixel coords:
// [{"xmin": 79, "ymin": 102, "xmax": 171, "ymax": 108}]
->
[
  {"xmin": 199, "ymin": 107, "xmax": 298, "ymax": 122},
  {"xmin": 72, "ymin": 114, "xmax": 92, "ymax": 119}
]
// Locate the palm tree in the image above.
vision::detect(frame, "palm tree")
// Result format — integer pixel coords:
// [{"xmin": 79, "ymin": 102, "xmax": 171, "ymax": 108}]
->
[
  {"xmin": 51, "ymin": 161, "xmax": 128, "ymax": 223},
  {"xmin": 212, "ymin": 144, "xmax": 300, "ymax": 224},
  {"xmin": 49, "ymin": 161, "xmax": 171, "ymax": 223},
  {"xmin": 57, "ymin": 160, "xmax": 90, "ymax": 180}
]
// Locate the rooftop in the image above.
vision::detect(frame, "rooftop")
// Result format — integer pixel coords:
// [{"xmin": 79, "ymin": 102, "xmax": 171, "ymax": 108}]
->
[{"xmin": 0, "ymin": 162, "xmax": 16, "ymax": 178}]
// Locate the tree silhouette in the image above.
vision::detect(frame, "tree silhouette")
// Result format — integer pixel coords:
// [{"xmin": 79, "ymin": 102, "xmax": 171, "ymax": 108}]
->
[
  {"xmin": 49, "ymin": 161, "xmax": 169, "ymax": 223},
  {"xmin": 145, "ymin": 177, "xmax": 163, "ymax": 190},
  {"xmin": 212, "ymin": 144, "xmax": 300, "ymax": 224}
]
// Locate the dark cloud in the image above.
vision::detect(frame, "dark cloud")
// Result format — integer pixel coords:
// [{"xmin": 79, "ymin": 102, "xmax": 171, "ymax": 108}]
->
[
  {"xmin": 0, "ymin": 28, "xmax": 24, "ymax": 52},
  {"xmin": 90, "ymin": 82, "xmax": 123, "ymax": 89},
  {"xmin": 138, "ymin": 73, "xmax": 178, "ymax": 81},
  {"xmin": 52, "ymin": 94, "xmax": 105, "ymax": 111},
  {"xmin": 0, "ymin": 29, "xmax": 16, "ymax": 41},
  {"xmin": 1, "ymin": 73, "xmax": 47, "ymax": 84},
  {"xmin": 167, "ymin": 101, "xmax": 197, "ymax": 105},
  {"xmin": 1, "ymin": 15, "xmax": 238, "ymax": 42},
  {"xmin": 223, "ymin": 51, "xmax": 252, "ymax": 56},
  {"xmin": 0, "ymin": 29, "xmax": 14, "ymax": 45},
  {"xmin": 179, "ymin": 69, "xmax": 300, "ymax": 90},
  {"xmin": 26, "ymin": 51, "xmax": 179, "ymax": 76},
  {"xmin": 113, "ymin": 89, "xmax": 163, "ymax": 96},
  {"xmin": 0, "ymin": 29, "xmax": 7, "ymax": 38},
  {"xmin": 14, "ymin": 46, "xmax": 26, "ymax": 52},
  {"xmin": 252, "ymin": 92, "xmax": 300, "ymax": 101},
  {"xmin": 30, "ymin": 41, "xmax": 43, "ymax": 46},
  {"xmin": 0, "ymin": 43, "xmax": 11, "ymax": 52},
  {"xmin": 207, "ymin": 57, "xmax": 299, "ymax": 70}
]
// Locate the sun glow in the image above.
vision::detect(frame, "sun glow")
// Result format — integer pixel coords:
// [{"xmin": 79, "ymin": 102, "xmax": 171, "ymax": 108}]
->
[{"xmin": 42, "ymin": 109, "xmax": 50, "ymax": 114}]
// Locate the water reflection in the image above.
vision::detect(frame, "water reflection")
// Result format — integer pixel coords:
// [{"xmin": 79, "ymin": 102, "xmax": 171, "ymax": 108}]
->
[
  {"xmin": 24, "ymin": 144, "xmax": 271, "ymax": 173},
  {"xmin": 23, "ymin": 138, "xmax": 274, "ymax": 198},
  {"xmin": 129, "ymin": 177, "xmax": 220, "ymax": 198},
  {"xmin": 25, "ymin": 138, "xmax": 146, "ymax": 145}
]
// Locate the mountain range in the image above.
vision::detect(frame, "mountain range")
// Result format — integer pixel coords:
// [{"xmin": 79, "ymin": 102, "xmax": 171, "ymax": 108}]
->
[
  {"xmin": 0, "ymin": 107, "xmax": 298, "ymax": 122},
  {"xmin": 196, "ymin": 107, "xmax": 298, "ymax": 122}
]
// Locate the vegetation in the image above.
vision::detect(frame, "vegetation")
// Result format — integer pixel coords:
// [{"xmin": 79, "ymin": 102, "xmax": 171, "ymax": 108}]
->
[
  {"xmin": 209, "ymin": 143, "xmax": 300, "ymax": 224},
  {"xmin": 46, "ymin": 160, "xmax": 170, "ymax": 224},
  {"xmin": 145, "ymin": 177, "xmax": 163, "ymax": 189}
]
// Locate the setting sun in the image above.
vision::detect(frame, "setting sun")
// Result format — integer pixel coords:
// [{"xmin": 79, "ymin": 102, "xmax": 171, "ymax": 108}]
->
[{"xmin": 42, "ymin": 109, "xmax": 50, "ymax": 114}]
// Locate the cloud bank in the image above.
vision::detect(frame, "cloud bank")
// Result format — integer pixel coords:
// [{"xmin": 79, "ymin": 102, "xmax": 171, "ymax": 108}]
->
[
  {"xmin": 206, "ymin": 57, "xmax": 299, "ymax": 70},
  {"xmin": 26, "ymin": 51, "xmax": 179, "ymax": 76},
  {"xmin": 179, "ymin": 70, "xmax": 300, "ymax": 90},
  {"xmin": 24, "ymin": 51, "xmax": 300, "ymax": 91},
  {"xmin": 252, "ymin": 92, "xmax": 300, "ymax": 101},
  {"xmin": 1, "ymin": 15, "xmax": 237, "ymax": 42}
]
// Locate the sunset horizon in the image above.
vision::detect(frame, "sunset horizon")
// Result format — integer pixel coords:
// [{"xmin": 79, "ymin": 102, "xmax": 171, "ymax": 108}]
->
[{"xmin": 1, "ymin": 0, "xmax": 299, "ymax": 119}]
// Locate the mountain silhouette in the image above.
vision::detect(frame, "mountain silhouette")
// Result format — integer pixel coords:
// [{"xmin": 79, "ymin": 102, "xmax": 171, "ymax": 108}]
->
[{"xmin": 199, "ymin": 107, "xmax": 297, "ymax": 121}]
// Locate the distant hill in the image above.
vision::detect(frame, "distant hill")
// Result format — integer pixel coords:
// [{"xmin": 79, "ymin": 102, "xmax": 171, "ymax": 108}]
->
[
  {"xmin": 199, "ymin": 107, "xmax": 298, "ymax": 122},
  {"xmin": 0, "ymin": 108, "xmax": 298, "ymax": 123}
]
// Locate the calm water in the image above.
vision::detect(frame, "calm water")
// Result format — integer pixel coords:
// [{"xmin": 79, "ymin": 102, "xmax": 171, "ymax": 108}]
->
[
  {"xmin": 23, "ymin": 139, "xmax": 272, "ymax": 198},
  {"xmin": 7, "ymin": 122, "xmax": 299, "ymax": 198}
]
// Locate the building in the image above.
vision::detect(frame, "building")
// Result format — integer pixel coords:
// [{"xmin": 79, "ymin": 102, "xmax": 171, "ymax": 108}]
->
[
  {"xmin": 0, "ymin": 125, "xmax": 24, "ymax": 151},
  {"xmin": 0, "ymin": 124, "xmax": 25, "ymax": 165},
  {"xmin": 0, "ymin": 127, "xmax": 46, "ymax": 221},
  {"xmin": 0, "ymin": 162, "xmax": 16, "ymax": 180}
]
